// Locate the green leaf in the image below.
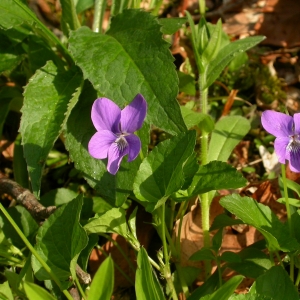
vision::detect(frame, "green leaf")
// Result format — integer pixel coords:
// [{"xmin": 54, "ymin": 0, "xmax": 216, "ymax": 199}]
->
[
  {"xmin": 24, "ymin": 282, "xmax": 56, "ymax": 300},
  {"xmin": 0, "ymin": 281, "xmax": 13, "ymax": 300},
  {"xmin": 187, "ymin": 161, "xmax": 246, "ymax": 197},
  {"xmin": 77, "ymin": 233, "xmax": 98, "ymax": 271},
  {"xmin": 158, "ymin": 17, "xmax": 187, "ymax": 35},
  {"xmin": 202, "ymin": 19, "xmax": 222, "ymax": 63},
  {"xmin": 76, "ymin": 0, "xmax": 94, "ymax": 13},
  {"xmin": 282, "ymin": 177, "xmax": 300, "ymax": 197},
  {"xmin": 208, "ymin": 116, "xmax": 251, "ymax": 162},
  {"xmin": 133, "ymin": 131, "xmax": 196, "ymax": 212},
  {"xmin": 13, "ymin": 134, "xmax": 29, "ymax": 189},
  {"xmin": 202, "ymin": 275, "xmax": 244, "ymax": 300},
  {"xmin": 32, "ymin": 195, "xmax": 88, "ymax": 288},
  {"xmin": 40, "ymin": 188, "xmax": 78, "ymax": 207},
  {"xmin": 68, "ymin": 10, "xmax": 186, "ymax": 135},
  {"xmin": 20, "ymin": 61, "xmax": 82, "ymax": 196},
  {"xmin": 256, "ymin": 266, "xmax": 298, "ymax": 300},
  {"xmin": 220, "ymin": 252, "xmax": 241, "ymax": 263},
  {"xmin": 229, "ymin": 294, "xmax": 272, "ymax": 300},
  {"xmin": 0, "ymin": 0, "xmax": 37, "ymax": 29},
  {"xmin": 135, "ymin": 248, "xmax": 165, "ymax": 300},
  {"xmin": 64, "ymin": 82, "xmax": 149, "ymax": 207},
  {"xmin": 178, "ymin": 71, "xmax": 196, "ymax": 96},
  {"xmin": 84, "ymin": 207, "xmax": 128, "ymax": 237},
  {"xmin": 188, "ymin": 270, "xmax": 220, "ymax": 300},
  {"xmin": 60, "ymin": 0, "xmax": 80, "ymax": 36},
  {"xmin": 88, "ymin": 256, "xmax": 114, "ymax": 300},
  {"xmin": 277, "ymin": 197, "xmax": 300, "ymax": 207},
  {"xmin": 0, "ymin": 0, "xmax": 73, "ymax": 64},
  {"xmin": 189, "ymin": 248, "xmax": 215, "ymax": 261},
  {"xmin": 205, "ymin": 36, "xmax": 265, "ymax": 89},
  {"xmin": 219, "ymin": 194, "xmax": 299, "ymax": 252},
  {"xmin": 0, "ymin": 36, "xmax": 24, "ymax": 72},
  {"xmin": 180, "ymin": 106, "xmax": 214, "ymax": 131},
  {"xmin": 210, "ymin": 214, "xmax": 244, "ymax": 231},
  {"xmin": 0, "ymin": 206, "xmax": 38, "ymax": 250},
  {"xmin": 226, "ymin": 248, "xmax": 272, "ymax": 279}
]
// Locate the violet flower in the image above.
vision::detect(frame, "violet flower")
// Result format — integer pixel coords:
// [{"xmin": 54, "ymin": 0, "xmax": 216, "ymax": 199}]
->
[
  {"xmin": 261, "ymin": 110, "xmax": 300, "ymax": 172},
  {"xmin": 88, "ymin": 94, "xmax": 147, "ymax": 175}
]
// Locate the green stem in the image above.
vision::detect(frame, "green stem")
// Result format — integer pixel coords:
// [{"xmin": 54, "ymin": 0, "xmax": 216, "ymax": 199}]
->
[
  {"xmin": 216, "ymin": 258, "xmax": 222, "ymax": 287},
  {"xmin": 160, "ymin": 205, "xmax": 178, "ymax": 300},
  {"xmin": 275, "ymin": 251, "xmax": 283, "ymax": 268},
  {"xmin": 74, "ymin": 277, "xmax": 87, "ymax": 300},
  {"xmin": 92, "ymin": 0, "xmax": 106, "ymax": 33},
  {"xmin": 295, "ymin": 269, "xmax": 300, "ymax": 286},
  {"xmin": 281, "ymin": 163, "xmax": 294, "ymax": 282},
  {"xmin": 281, "ymin": 164, "xmax": 292, "ymax": 232},
  {"xmin": 0, "ymin": 203, "xmax": 73, "ymax": 300},
  {"xmin": 175, "ymin": 263, "xmax": 189, "ymax": 298}
]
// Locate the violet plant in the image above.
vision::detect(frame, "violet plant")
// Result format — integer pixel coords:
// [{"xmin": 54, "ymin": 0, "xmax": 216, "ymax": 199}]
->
[{"xmin": 1, "ymin": 0, "xmax": 300, "ymax": 299}]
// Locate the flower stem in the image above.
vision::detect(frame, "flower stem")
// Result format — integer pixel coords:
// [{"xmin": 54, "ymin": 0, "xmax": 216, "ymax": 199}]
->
[
  {"xmin": 281, "ymin": 163, "xmax": 294, "ymax": 282},
  {"xmin": 74, "ymin": 277, "xmax": 87, "ymax": 300},
  {"xmin": 160, "ymin": 205, "xmax": 178, "ymax": 300},
  {"xmin": 0, "ymin": 203, "xmax": 73, "ymax": 300},
  {"xmin": 281, "ymin": 164, "xmax": 292, "ymax": 232},
  {"xmin": 92, "ymin": 0, "xmax": 106, "ymax": 33}
]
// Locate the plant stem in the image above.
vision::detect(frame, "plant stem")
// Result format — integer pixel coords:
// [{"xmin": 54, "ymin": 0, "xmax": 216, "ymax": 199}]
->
[
  {"xmin": 281, "ymin": 164, "xmax": 292, "ymax": 232},
  {"xmin": 0, "ymin": 203, "xmax": 73, "ymax": 300},
  {"xmin": 74, "ymin": 277, "xmax": 87, "ymax": 300},
  {"xmin": 295, "ymin": 270, "xmax": 300, "ymax": 286},
  {"xmin": 160, "ymin": 205, "xmax": 178, "ymax": 300},
  {"xmin": 92, "ymin": 0, "xmax": 106, "ymax": 33},
  {"xmin": 281, "ymin": 163, "xmax": 294, "ymax": 282}
]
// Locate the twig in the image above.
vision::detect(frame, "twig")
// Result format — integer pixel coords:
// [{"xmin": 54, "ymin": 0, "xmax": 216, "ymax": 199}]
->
[
  {"xmin": 76, "ymin": 264, "xmax": 91, "ymax": 285},
  {"xmin": 0, "ymin": 178, "xmax": 56, "ymax": 221}
]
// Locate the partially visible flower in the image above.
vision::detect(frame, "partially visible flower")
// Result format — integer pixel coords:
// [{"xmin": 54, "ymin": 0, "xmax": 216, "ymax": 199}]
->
[
  {"xmin": 88, "ymin": 94, "xmax": 147, "ymax": 175},
  {"xmin": 261, "ymin": 110, "xmax": 300, "ymax": 172}
]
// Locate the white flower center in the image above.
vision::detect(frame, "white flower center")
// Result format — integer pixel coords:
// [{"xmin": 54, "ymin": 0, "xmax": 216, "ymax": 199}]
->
[
  {"xmin": 114, "ymin": 133, "xmax": 129, "ymax": 152},
  {"xmin": 287, "ymin": 134, "xmax": 300, "ymax": 153}
]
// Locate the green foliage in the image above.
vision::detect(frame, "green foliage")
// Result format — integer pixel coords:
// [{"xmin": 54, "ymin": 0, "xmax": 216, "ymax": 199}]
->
[
  {"xmin": 208, "ymin": 116, "xmax": 251, "ymax": 162},
  {"xmin": 135, "ymin": 248, "xmax": 165, "ymax": 300},
  {"xmin": 88, "ymin": 256, "xmax": 114, "ymax": 300},
  {"xmin": 69, "ymin": 10, "xmax": 186, "ymax": 135},
  {"xmin": 220, "ymin": 194, "xmax": 299, "ymax": 252},
  {"xmin": 255, "ymin": 266, "xmax": 298, "ymax": 300},
  {"xmin": 32, "ymin": 195, "xmax": 88, "ymax": 288},
  {"xmin": 24, "ymin": 282, "xmax": 56, "ymax": 300},
  {"xmin": 20, "ymin": 61, "xmax": 82, "ymax": 196},
  {"xmin": 133, "ymin": 131, "xmax": 196, "ymax": 211}
]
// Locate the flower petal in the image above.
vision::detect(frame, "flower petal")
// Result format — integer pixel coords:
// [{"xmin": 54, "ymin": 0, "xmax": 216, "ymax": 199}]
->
[
  {"xmin": 274, "ymin": 137, "xmax": 289, "ymax": 164},
  {"xmin": 107, "ymin": 143, "xmax": 129, "ymax": 175},
  {"xmin": 293, "ymin": 113, "xmax": 300, "ymax": 134},
  {"xmin": 91, "ymin": 98, "xmax": 121, "ymax": 132},
  {"xmin": 125, "ymin": 134, "xmax": 141, "ymax": 162},
  {"xmin": 289, "ymin": 147, "xmax": 300, "ymax": 172},
  {"xmin": 120, "ymin": 94, "xmax": 147, "ymax": 133},
  {"xmin": 88, "ymin": 130, "xmax": 116, "ymax": 159},
  {"xmin": 261, "ymin": 111, "xmax": 293, "ymax": 137}
]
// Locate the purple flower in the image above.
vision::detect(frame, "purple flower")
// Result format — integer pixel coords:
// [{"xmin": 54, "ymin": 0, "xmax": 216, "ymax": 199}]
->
[
  {"xmin": 88, "ymin": 94, "xmax": 147, "ymax": 175},
  {"xmin": 261, "ymin": 110, "xmax": 300, "ymax": 172}
]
